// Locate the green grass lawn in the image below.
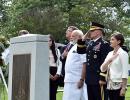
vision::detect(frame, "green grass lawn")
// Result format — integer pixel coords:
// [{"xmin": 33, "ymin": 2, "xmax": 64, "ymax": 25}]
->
[
  {"xmin": 0, "ymin": 81, "xmax": 8, "ymax": 100},
  {"xmin": 126, "ymin": 76, "xmax": 130, "ymax": 100},
  {"xmin": 57, "ymin": 92, "xmax": 63, "ymax": 100}
]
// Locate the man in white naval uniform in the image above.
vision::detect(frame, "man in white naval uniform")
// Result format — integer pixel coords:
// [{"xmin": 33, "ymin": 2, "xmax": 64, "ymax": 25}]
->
[{"xmin": 62, "ymin": 30, "xmax": 88, "ymax": 100}]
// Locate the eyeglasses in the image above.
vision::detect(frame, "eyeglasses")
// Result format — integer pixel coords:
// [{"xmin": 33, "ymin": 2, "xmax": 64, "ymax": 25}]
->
[{"xmin": 49, "ymin": 40, "xmax": 52, "ymax": 42}]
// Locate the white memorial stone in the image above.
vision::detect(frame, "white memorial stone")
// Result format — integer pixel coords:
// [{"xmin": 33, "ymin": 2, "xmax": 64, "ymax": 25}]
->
[{"xmin": 8, "ymin": 34, "xmax": 49, "ymax": 100}]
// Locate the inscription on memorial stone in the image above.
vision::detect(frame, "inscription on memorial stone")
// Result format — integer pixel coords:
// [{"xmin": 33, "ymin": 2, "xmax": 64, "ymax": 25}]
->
[{"xmin": 12, "ymin": 54, "xmax": 31, "ymax": 100}]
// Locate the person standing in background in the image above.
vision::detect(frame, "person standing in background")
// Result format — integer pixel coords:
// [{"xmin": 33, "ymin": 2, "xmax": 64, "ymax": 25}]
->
[
  {"xmin": 2, "ymin": 30, "xmax": 30, "ymax": 74},
  {"xmin": 49, "ymin": 34, "xmax": 62, "ymax": 100},
  {"xmin": 100, "ymin": 32, "xmax": 129, "ymax": 100}
]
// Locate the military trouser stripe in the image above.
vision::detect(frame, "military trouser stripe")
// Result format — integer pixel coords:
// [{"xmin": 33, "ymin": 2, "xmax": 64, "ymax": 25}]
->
[{"xmin": 101, "ymin": 85, "xmax": 104, "ymax": 100}]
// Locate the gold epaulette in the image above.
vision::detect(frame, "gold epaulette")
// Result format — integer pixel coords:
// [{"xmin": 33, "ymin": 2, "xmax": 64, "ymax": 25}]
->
[
  {"xmin": 100, "ymin": 73, "xmax": 107, "ymax": 77},
  {"xmin": 77, "ymin": 44, "xmax": 86, "ymax": 48}
]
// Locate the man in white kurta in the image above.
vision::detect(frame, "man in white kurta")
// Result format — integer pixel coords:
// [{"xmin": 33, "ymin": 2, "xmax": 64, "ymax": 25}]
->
[{"xmin": 62, "ymin": 30, "xmax": 88, "ymax": 100}]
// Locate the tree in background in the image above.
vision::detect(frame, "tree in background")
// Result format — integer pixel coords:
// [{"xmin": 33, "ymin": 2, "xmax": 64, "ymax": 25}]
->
[
  {"xmin": 0, "ymin": 0, "xmax": 130, "ymax": 42},
  {"xmin": 0, "ymin": 0, "xmax": 9, "ymax": 36}
]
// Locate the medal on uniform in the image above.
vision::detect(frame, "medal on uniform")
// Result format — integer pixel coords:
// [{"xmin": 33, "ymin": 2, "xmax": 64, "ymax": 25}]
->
[
  {"xmin": 93, "ymin": 42, "xmax": 101, "ymax": 51},
  {"xmin": 94, "ymin": 54, "xmax": 97, "ymax": 58}
]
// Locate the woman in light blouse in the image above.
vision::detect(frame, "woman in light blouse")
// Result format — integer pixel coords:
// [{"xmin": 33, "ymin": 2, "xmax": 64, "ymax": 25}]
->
[
  {"xmin": 100, "ymin": 32, "xmax": 129, "ymax": 100},
  {"xmin": 49, "ymin": 35, "xmax": 62, "ymax": 100}
]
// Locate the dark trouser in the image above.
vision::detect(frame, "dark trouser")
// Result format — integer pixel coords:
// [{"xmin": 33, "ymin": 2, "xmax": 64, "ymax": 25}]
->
[
  {"xmin": 87, "ymin": 84, "xmax": 108, "ymax": 100},
  {"xmin": 50, "ymin": 67, "xmax": 58, "ymax": 100},
  {"xmin": 108, "ymin": 89, "xmax": 125, "ymax": 100}
]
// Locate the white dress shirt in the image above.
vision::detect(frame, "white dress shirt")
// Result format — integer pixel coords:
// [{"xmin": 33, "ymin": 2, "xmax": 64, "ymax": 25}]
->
[
  {"xmin": 49, "ymin": 49, "xmax": 62, "ymax": 75},
  {"xmin": 101, "ymin": 47, "xmax": 129, "ymax": 82},
  {"xmin": 64, "ymin": 44, "xmax": 86, "ymax": 82}
]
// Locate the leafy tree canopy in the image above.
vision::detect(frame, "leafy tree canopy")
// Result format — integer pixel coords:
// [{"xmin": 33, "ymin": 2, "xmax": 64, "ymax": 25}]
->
[{"xmin": 0, "ymin": 0, "xmax": 130, "ymax": 42}]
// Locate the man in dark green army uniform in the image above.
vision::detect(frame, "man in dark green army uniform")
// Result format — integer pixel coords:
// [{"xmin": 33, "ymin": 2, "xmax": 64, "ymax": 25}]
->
[{"xmin": 77, "ymin": 22, "xmax": 112, "ymax": 100}]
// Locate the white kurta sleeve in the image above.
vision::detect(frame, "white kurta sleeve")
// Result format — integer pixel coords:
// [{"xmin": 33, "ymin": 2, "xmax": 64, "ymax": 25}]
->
[{"xmin": 80, "ymin": 54, "xmax": 86, "ymax": 63}]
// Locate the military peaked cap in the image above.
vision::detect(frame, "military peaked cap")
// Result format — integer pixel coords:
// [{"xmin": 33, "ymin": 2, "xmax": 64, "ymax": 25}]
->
[{"xmin": 89, "ymin": 22, "xmax": 105, "ymax": 35}]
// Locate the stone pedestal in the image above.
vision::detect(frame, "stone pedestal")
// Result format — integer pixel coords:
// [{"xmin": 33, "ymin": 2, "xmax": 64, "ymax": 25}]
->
[{"xmin": 8, "ymin": 34, "xmax": 49, "ymax": 100}]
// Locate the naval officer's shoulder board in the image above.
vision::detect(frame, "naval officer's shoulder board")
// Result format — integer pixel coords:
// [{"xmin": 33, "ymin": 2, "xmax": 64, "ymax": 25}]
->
[{"xmin": 77, "ymin": 39, "xmax": 86, "ymax": 54}]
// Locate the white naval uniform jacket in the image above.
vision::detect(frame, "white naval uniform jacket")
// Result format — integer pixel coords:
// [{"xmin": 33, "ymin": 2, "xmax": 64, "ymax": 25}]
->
[
  {"xmin": 64, "ymin": 44, "xmax": 86, "ymax": 82},
  {"xmin": 101, "ymin": 47, "xmax": 129, "ymax": 82}
]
